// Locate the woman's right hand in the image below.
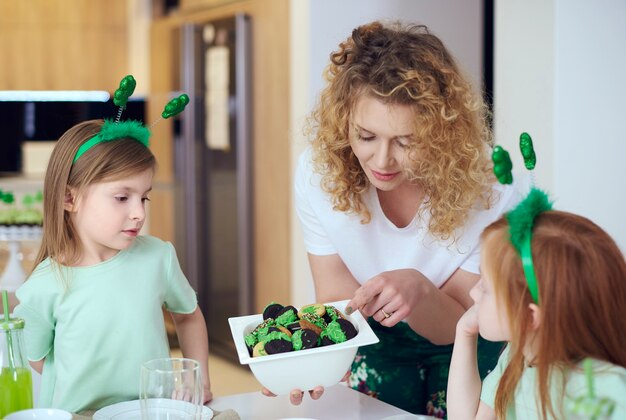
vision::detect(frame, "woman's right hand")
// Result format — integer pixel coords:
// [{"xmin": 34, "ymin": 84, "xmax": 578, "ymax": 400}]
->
[{"xmin": 346, "ymin": 268, "xmax": 431, "ymax": 327}]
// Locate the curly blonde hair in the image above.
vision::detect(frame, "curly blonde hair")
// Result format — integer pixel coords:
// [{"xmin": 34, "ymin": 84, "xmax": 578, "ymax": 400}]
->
[{"xmin": 307, "ymin": 21, "xmax": 494, "ymax": 241}]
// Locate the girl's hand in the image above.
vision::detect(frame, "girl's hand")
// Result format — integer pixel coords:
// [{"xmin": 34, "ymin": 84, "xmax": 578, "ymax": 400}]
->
[
  {"xmin": 456, "ymin": 304, "xmax": 480, "ymax": 338},
  {"xmin": 203, "ymin": 386, "xmax": 213, "ymax": 404},
  {"xmin": 346, "ymin": 269, "xmax": 431, "ymax": 327}
]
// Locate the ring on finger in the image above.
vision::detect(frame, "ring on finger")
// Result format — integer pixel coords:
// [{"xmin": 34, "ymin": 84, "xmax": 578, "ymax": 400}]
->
[{"xmin": 380, "ymin": 308, "xmax": 392, "ymax": 319}]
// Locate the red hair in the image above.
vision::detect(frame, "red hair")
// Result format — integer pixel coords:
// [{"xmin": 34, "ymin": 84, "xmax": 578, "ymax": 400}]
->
[{"xmin": 481, "ymin": 211, "xmax": 626, "ymax": 418}]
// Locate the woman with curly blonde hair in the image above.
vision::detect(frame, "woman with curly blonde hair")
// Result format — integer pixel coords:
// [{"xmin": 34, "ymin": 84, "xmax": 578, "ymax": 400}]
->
[{"xmin": 293, "ymin": 21, "xmax": 522, "ymax": 415}]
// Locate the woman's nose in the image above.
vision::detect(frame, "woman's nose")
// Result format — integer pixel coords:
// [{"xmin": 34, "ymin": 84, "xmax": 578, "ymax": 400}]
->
[{"xmin": 374, "ymin": 140, "xmax": 394, "ymax": 168}]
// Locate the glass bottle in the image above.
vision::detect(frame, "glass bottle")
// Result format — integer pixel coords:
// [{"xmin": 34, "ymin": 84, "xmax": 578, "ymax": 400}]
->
[{"xmin": 1, "ymin": 301, "xmax": 34, "ymax": 417}]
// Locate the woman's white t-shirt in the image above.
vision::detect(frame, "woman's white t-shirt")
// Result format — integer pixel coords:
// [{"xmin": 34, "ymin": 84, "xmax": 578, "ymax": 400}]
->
[{"xmin": 294, "ymin": 148, "xmax": 522, "ymax": 287}]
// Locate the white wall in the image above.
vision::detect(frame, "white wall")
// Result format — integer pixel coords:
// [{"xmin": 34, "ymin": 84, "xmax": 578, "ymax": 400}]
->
[
  {"xmin": 495, "ymin": 0, "xmax": 626, "ymax": 251},
  {"xmin": 290, "ymin": 0, "xmax": 485, "ymax": 305}
]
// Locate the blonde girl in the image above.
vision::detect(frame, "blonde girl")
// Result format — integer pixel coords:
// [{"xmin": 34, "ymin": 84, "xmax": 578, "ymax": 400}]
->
[
  {"xmin": 14, "ymin": 120, "xmax": 212, "ymax": 413},
  {"xmin": 448, "ymin": 209, "xmax": 626, "ymax": 419}
]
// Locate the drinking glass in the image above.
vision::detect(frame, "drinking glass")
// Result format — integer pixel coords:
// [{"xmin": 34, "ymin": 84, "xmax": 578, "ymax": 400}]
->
[{"xmin": 140, "ymin": 358, "xmax": 203, "ymax": 420}]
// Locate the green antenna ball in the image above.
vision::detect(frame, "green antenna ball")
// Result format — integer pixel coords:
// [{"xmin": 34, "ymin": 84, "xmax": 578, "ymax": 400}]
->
[{"xmin": 519, "ymin": 132, "xmax": 536, "ymax": 170}]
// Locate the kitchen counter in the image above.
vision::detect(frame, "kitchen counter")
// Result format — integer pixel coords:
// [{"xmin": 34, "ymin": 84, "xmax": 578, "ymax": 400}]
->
[{"xmin": 208, "ymin": 384, "xmax": 416, "ymax": 419}]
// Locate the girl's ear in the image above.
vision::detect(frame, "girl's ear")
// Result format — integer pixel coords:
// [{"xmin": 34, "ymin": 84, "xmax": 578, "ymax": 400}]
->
[
  {"xmin": 528, "ymin": 303, "xmax": 542, "ymax": 331},
  {"xmin": 64, "ymin": 189, "xmax": 76, "ymax": 212}
]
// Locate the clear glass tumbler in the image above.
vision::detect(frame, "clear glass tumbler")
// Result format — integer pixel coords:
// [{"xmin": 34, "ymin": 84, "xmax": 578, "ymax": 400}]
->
[{"xmin": 140, "ymin": 358, "xmax": 203, "ymax": 420}]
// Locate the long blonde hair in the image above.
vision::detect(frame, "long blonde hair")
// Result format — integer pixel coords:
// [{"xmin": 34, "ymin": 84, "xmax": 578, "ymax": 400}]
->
[
  {"xmin": 307, "ymin": 21, "xmax": 493, "ymax": 241},
  {"xmin": 33, "ymin": 119, "xmax": 156, "ymax": 270},
  {"xmin": 482, "ymin": 212, "xmax": 626, "ymax": 419}
]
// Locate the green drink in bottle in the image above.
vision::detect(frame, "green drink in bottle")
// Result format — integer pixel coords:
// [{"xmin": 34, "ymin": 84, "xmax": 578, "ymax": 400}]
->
[{"xmin": 1, "ymin": 290, "xmax": 34, "ymax": 417}]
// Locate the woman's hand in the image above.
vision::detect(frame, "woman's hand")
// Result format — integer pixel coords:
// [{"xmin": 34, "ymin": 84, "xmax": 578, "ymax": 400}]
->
[
  {"xmin": 261, "ymin": 386, "xmax": 324, "ymax": 405},
  {"xmin": 260, "ymin": 371, "xmax": 349, "ymax": 405},
  {"xmin": 346, "ymin": 269, "xmax": 431, "ymax": 327}
]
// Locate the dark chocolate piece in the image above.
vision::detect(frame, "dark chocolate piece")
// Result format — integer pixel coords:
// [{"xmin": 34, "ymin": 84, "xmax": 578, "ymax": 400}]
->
[
  {"xmin": 299, "ymin": 329, "xmax": 319, "ymax": 349},
  {"xmin": 264, "ymin": 338, "xmax": 293, "ymax": 354},
  {"xmin": 320, "ymin": 336, "xmax": 334, "ymax": 346},
  {"xmin": 337, "ymin": 318, "xmax": 358, "ymax": 340},
  {"xmin": 263, "ymin": 303, "xmax": 284, "ymax": 320},
  {"xmin": 286, "ymin": 321, "xmax": 302, "ymax": 334}
]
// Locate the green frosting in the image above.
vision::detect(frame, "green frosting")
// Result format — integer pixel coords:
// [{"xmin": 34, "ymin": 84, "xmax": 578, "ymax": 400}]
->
[
  {"xmin": 301, "ymin": 312, "xmax": 327, "ymax": 329},
  {"xmin": 325, "ymin": 305, "xmax": 340, "ymax": 321},
  {"xmin": 302, "ymin": 305, "xmax": 317, "ymax": 314},
  {"xmin": 256, "ymin": 326, "xmax": 272, "ymax": 342},
  {"xmin": 321, "ymin": 320, "xmax": 347, "ymax": 344},
  {"xmin": 291, "ymin": 330, "xmax": 304, "ymax": 351},
  {"xmin": 244, "ymin": 333, "xmax": 257, "ymax": 347},
  {"xmin": 251, "ymin": 318, "xmax": 275, "ymax": 342},
  {"xmin": 275, "ymin": 309, "xmax": 297, "ymax": 326},
  {"xmin": 261, "ymin": 331, "xmax": 291, "ymax": 344}
]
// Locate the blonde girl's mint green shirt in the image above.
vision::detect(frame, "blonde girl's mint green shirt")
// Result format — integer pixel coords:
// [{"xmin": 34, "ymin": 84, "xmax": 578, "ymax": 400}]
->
[
  {"xmin": 481, "ymin": 345, "xmax": 626, "ymax": 419},
  {"xmin": 14, "ymin": 235, "xmax": 198, "ymax": 413}
]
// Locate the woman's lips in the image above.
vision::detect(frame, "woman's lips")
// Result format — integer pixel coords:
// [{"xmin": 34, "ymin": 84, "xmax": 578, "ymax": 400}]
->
[
  {"xmin": 123, "ymin": 229, "xmax": 139, "ymax": 237},
  {"xmin": 371, "ymin": 170, "xmax": 399, "ymax": 181}
]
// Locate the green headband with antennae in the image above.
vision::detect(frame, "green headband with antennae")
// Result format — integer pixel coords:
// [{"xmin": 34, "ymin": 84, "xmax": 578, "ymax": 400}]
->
[
  {"xmin": 72, "ymin": 119, "xmax": 150, "ymax": 163},
  {"xmin": 492, "ymin": 133, "xmax": 552, "ymax": 304},
  {"xmin": 72, "ymin": 75, "xmax": 189, "ymax": 163}
]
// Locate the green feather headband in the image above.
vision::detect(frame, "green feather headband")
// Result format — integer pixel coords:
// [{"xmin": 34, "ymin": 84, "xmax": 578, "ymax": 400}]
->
[
  {"xmin": 73, "ymin": 119, "xmax": 150, "ymax": 163},
  {"xmin": 492, "ymin": 133, "xmax": 553, "ymax": 304},
  {"xmin": 71, "ymin": 75, "xmax": 189, "ymax": 163}
]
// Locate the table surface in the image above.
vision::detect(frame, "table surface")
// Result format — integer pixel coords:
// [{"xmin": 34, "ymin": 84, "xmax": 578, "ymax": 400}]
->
[{"xmin": 208, "ymin": 384, "xmax": 416, "ymax": 420}]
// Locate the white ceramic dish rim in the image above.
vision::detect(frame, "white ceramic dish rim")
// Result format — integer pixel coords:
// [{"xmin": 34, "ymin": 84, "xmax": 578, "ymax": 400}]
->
[
  {"xmin": 6, "ymin": 409, "xmax": 72, "ymax": 420},
  {"xmin": 93, "ymin": 399, "xmax": 213, "ymax": 420},
  {"xmin": 228, "ymin": 299, "xmax": 379, "ymax": 365}
]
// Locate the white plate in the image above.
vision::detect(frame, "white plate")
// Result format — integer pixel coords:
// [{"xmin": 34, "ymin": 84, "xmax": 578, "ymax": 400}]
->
[
  {"xmin": 6, "ymin": 409, "xmax": 72, "ymax": 420},
  {"xmin": 93, "ymin": 399, "xmax": 213, "ymax": 420}
]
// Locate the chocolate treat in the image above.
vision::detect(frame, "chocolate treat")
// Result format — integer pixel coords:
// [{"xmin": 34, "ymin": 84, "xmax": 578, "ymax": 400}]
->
[
  {"xmin": 262, "ymin": 331, "xmax": 293, "ymax": 354},
  {"xmin": 263, "ymin": 302, "xmax": 284, "ymax": 320},
  {"xmin": 244, "ymin": 332, "xmax": 257, "ymax": 356},
  {"xmin": 292, "ymin": 329, "xmax": 319, "ymax": 351},
  {"xmin": 323, "ymin": 305, "xmax": 345, "ymax": 323},
  {"xmin": 320, "ymin": 320, "xmax": 347, "ymax": 345},
  {"xmin": 244, "ymin": 301, "xmax": 360, "ymax": 357},
  {"xmin": 299, "ymin": 319, "xmax": 322, "ymax": 336},
  {"xmin": 298, "ymin": 303, "xmax": 326, "ymax": 319},
  {"xmin": 275, "ymin": 305, "xmax": 298, "ymax": 326},
  {"xmin": 300, "ymin": 312, "xmax": 327, "ymax": 329},
  {"xmin": 274, "ymin": 325, "xmax": 292, "ymax": 337},
  {"xmin": 337, "ymin": 318, "xmax": 358, "ymax": 340},
  {"xmin": 252, "ymin": 341, "xmax": 267, "ymax": 357},
  {"xmin": 252, "ymin": 318, "xmax": 276, "ymax": 342},
  {"xmin": 285, "ymin": 321, "xmax": 302, "ymax": 334}
]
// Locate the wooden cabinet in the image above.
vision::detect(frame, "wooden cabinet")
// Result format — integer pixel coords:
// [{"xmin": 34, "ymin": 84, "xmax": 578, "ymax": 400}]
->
[
  {"xmin": 0, "ymin": 0, "xmax": 128, "ymax": 90},
  {"xmin": 150, "ymin": 0, "xmax": 291, "ymax": 312}
]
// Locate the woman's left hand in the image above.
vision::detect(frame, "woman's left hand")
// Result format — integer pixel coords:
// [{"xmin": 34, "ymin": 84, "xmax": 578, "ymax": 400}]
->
[{"xmin": 346, "ymin": 269, "xmax": 432, "ymax": 327}]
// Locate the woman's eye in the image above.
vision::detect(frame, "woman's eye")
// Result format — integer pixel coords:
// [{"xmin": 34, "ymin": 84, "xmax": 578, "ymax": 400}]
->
[
  {"xmin": 115, "ymin": 196, "xmax": 128, "ymax": 202},
  {"xmin": 358, "ymin": 134, "xmax": 376, "ymax": 141},
  {"xmin": 395, "ymin": 137, "xmax": 412, "ymax": 148},
  {"xmin": 142, "ymin": 197, "xmax": 151, "ymax": 203}
]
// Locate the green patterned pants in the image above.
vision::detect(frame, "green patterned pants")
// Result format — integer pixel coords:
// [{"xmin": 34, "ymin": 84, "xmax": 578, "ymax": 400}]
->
[{"xmin": 348, "ymin": 319, "xmax": 503, "ymax": 418}]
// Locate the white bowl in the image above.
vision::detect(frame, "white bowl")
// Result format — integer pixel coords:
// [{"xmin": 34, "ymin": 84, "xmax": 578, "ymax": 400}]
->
[
  {"xmin": 6, "ymin": 408, "xmax": 72, "ymax": 420},
  {"xmin": 228, "ymin": 299, "xmax": 379, "ymax": 395}
]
